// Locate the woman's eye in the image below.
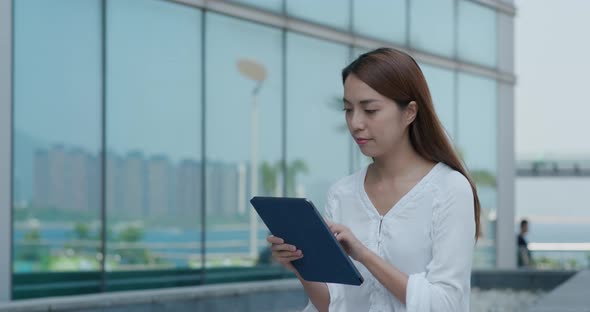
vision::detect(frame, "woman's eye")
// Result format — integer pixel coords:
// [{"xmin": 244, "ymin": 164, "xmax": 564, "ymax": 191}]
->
[
  {"xmin": 365, "ymin": 110, "xmax": 377, "ymax": 114},
  {"xmin": 343, "ymin": 108, "xmax": 352, "ymax": 112}
]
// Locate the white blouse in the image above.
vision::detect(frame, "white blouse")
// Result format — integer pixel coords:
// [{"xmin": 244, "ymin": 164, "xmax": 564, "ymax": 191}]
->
[{"xmin": 302, "ymin": 162, "xmax": 475, "ymax": 312}]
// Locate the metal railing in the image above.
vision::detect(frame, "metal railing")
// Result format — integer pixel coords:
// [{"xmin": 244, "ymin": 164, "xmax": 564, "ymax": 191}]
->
[
  {"xmin": 529, "ymin": 243, "xmax": 590, "ymax": 270},
  {"xmin": 517, "ymin": 160, "xmax": 590, "ymax": 177}
]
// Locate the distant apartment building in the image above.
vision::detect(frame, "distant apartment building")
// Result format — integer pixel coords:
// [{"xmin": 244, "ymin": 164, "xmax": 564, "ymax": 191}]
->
[
  {"xmin": 147, "ymin": 155, "xmax": 173, "ymax": 217},
  {"xmin": 122, "ymin": 151, "xmax": 147, "ymax": 218},
  {"xmin": 176, "ymin": 159, "xmax": 202, "ymax": 219}
]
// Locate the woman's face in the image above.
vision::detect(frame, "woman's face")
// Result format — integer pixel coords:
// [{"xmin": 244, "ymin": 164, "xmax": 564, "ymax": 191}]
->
[{"xmin": 343, "ymin": 74, "xmax": 414, "ymax": 158}]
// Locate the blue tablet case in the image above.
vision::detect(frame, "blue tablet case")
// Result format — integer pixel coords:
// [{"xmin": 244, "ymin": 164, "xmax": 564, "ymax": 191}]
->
[{"xmin": 250, "ymin": 196, "xmax": 364, "ymax": 286}]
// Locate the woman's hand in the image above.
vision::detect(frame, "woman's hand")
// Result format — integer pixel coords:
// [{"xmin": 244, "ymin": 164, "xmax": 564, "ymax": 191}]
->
[
  {"xmin": 327, "ymin": 221, "xmax": 370, "ymax": 262},
  {"xmin": 267, "ymin": 235, "xmax": 304, "ymax": 273}
]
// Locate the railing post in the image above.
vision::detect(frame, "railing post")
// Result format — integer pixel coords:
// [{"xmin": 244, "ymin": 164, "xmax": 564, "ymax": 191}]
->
[{"xmin": 0, "ymin": 0, "xmax": 14, "ymax": 301}]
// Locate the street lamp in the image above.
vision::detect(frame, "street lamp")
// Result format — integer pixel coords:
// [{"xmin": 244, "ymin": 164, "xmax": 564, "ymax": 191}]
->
[{"xmin": 237, "ymin": 59, "xmax": 267, "ymax": 261}]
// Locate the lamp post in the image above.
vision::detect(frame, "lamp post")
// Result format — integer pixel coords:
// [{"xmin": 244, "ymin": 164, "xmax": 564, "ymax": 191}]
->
[{"xmin": 237, "ymin": 59, "xmax": 267, "ymax": 261}]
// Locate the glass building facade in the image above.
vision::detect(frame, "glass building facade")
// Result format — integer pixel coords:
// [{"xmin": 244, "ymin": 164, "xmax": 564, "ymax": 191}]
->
[{"xmin": 0, "ymin": 0, "xmax": 516, "ymax": 300}]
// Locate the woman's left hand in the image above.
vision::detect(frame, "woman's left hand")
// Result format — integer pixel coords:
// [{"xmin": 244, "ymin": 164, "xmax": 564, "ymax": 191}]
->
[{"xmin": 327, "ymin": 221, "xmax": 370, "ymax": 262}]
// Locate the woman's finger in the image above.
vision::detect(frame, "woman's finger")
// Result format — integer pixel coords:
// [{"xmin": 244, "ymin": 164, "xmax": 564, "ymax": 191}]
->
[
  {"xmin": 267, "ymin": 235, "xmax": 284, "ymax": 244},
  {"xmin": 335, "ymin": 232, "xmax": 347, "ymax": 242},
  {"xmin": 272, "ymin": 249, "xmax": 301, "ymax": 256},
  {"xmin": 282, "ymin": 255, "xmax": 304, "ymax": 262},
  {"xmin": 270, "ymin": 244, "xmax": 296, "ymax": 252},
  {"xmin": 272, "ymin": 250, "xmax": 302, "ymax": 259},
  {"xmin": 328, "ymin": 222, "xmax": 346, "ymax": 233},
  {"xmin": 273, "ymin": 250, "xmax": 303, "ymax": 261}
]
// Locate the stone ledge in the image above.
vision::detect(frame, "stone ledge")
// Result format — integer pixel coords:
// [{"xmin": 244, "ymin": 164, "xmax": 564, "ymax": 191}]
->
[
  {"xmin": 0, "ymin": 279, "xmax": 305, "ymax": 312},
  {"xmin": 471, "ymin": 269, "xmax": 577, "ymax": 291},
  {"xmin": 0, "ymin": 270, "xmax": 582, "ymax": 312},
  {"xmin": 527, "ymin": 270, "xmax": 590, "ymax": 312}
]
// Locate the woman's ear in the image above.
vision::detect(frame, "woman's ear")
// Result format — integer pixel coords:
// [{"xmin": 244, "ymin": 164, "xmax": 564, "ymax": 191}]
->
[{"xmin": 405, "ymin": 101, "xmax": 418, "ymax": 125}]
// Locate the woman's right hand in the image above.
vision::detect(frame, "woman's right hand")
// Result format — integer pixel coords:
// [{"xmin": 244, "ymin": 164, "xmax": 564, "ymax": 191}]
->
[{"xmin": 267, "ymin": 235, "xmax": 304, "ymax": 273}]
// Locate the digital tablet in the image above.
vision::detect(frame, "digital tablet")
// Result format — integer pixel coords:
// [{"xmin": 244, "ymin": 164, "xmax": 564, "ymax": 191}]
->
[{"xmin": 250, "ymin": 196, "xmax": 364, "ymax": 286}]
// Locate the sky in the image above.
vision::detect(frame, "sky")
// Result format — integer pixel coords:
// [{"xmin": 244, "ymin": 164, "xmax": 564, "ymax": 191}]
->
[
  {"xmin": 515, "ymin": 0, "xmax": 590, "ymax": 221},
  {"xmin": 515, "ymin": 0, "xmax": 590, "ymax": 160}
]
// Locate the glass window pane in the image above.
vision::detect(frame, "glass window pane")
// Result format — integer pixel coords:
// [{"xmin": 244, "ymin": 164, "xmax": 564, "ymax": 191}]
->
[
  {"xmin": 458, "ymin": 0, "xmax": 497, "ymax": 67},
  {"xmin": 287, "ymin": 32, "xmax": 351, "ymax": 212},
  {"xmin": 420, "ymin": 63, "xmax": 455, "ymax": 139},
  {"xmin": 13, "ymin": 0, "xmax": 102, "ymax": 276},
  {"xmin": 353, "ymin": 0, "xmax": 406, "ymax": 44},
  {"xmin": 106, "ymin": 0, "xmax": 202, "ymax": 271},
  {"xmin": 228, "ymin": 0, "xmax": 283, "ymax": 13},
  {"xmin": 457, "ymin": 72, "xmax": 497, "ymax": 268},
  {"xmin": 410, "ymin": 0, "xmax": 455, "ymax": 57},
  {"xmin": 352, "ymin": 46, "xmax": 370, "ymax": 59},
  {"xmin": 287, "ymin": 0, "xmax": 350, "ymax": 31},
  {"xmin": 205, "ymin": 13, "xmax": 282, "ymax": 270}
]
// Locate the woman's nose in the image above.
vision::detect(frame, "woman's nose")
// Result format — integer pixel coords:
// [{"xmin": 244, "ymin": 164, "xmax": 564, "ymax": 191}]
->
[{"xmin": 349, "ymin": 111, "xmax": 366, "ymax": 131}]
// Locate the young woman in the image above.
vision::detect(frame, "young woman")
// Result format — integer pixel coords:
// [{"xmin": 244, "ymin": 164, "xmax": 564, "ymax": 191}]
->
[{"xmin": 267, "ymin": 47, "xmax": 480, "ymax": 312}]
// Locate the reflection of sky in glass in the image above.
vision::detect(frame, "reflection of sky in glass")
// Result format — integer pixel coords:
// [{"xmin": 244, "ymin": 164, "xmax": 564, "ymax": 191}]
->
[
  {"xmin": 15, "ymin": 0, "xmax": 204, "ymax": 163},
  {"xmin": 457, "ymin": 72, "xmax": 497, "ymax": 172},
  {"xmin": 13, "ymin": 0, "xmax": 500, "ymax": 197},
  {"xmin": 353, "ymin": 0, "xmax": 406, "ymax": 44},
  {"xmin": 107, "ymin": 0, "xmax": 202, "ymax": 162},
  {"xmin": 205, "ymin": 13, "xmax": 282, "ymax": 164},
  {"xmin": 420, "ymin": 63, "xmax": 455, "ymax": 139},
  {"xmin": 13, "ymin": 0, "xmax": 103, "ymax": 272},
  {"xmin": 287, "ymin": 0, "xmax": 350, "ymax": 30},
  {"xmin": 352, "ymin": 47, "xmax": 369, "ymax": 60},
  {"xmin": 410, "ymin": 0, "xmax": 454, "ymax": 57},
  {"xmin": 14, "ymin": 0, "xmax": 102, "ymax": 154},
  {"xmin": 287, "ymin": 32, "xmax": 351, "ymax": 209},
  {"xmin": 458, "ymin": 1, "xmax": 496, "ymax": 67}
]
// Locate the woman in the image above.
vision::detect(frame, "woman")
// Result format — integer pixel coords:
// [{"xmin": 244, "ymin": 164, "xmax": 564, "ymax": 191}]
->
[{"xmin": 267, "ymin": 47, "xmax": 480, "ymax": 311}]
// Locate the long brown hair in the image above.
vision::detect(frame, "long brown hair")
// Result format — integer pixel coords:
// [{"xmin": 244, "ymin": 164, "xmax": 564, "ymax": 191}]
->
[{"xmin": 342, "ymin": 47, "xmax": 481, "ymax": 240}]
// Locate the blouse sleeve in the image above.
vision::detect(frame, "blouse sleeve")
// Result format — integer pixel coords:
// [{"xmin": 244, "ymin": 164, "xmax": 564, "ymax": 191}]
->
[
  {"xmin": 321, "ymin": 187, "xmax": 337, "ymax": 222},
  {"xmin": 405, "ymin": 172, "xmax": 475, "ymax": 312}
]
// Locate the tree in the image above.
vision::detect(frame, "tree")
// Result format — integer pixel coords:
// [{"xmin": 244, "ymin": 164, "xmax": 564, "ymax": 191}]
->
[
  {"xmin": 260, "ymin": 160, "xmax": 278, "ymax": 195},
  {"xmin": 471, "ymin": 170, "xmax": 497, "ymax": 187},
  {"xmin": 73, "ymin": 222, "xmax": 90, "ymax": 240},
  {"xmin": 24, "ymin": 228, "xmax": 40, "ymax": 242},
  {"xmin": 259, "ymin": 159, "xmax": 309, "ymax": 197},
  {"xmin": 116, "ymin": 224, "xmax": 148, "ymax": 265},
  {"xmin": 118, "ymin": 225, "xmax": 143, "ymax": 243},
  {"xmin": 455, "ymin": 147, "xmax": 497, "ymax": 187},
  {"xmin": 18, "ymin": 228, "xmax": 43, "ymax": 262},
  {"xmin": 286, "ymin": 159, "xmax": 309, "ymax": 196}
]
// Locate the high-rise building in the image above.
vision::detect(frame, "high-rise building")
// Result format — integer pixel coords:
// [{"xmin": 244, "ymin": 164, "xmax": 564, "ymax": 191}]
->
[
  {"xmin": 206, "ymin": 161, "xmax": 240, "ymax": 220},
  {"xmin": 176, "ymin": 159, "xmax": 201, "ymax": 219},
  {"xmin": 87, "ymin": 154, "xmax": 101, "ymax": 213},
  {"xmin": 33, "ymin": 146, "xmax": 101, "ymax": 213},
  {"xmin": 106, "ymin": 152, "xmax": 123, "ymax": 216},
  {"xmin": 122, "ymin": 151, "xmax": 147, "ymax": 218},
  {"xmin": 147, "ymin": 155, "xmax": 173, "ymax": 218},
  {"xmin": 33, "ymin": 149, "xmax": 50, "ymax": 209},
  {"xmin": 68, "ymin": 148, "xmax": 90, "ymax": 212},
  {"xmin": 47, "ymin": 145, "xmax": 67, "ymax": 211}
]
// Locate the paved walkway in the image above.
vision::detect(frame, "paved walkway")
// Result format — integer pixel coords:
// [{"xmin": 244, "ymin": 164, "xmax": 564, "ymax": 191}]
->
[{"xmin": 528, "ymin": 270, "xmax": 590, "ymax": 312}]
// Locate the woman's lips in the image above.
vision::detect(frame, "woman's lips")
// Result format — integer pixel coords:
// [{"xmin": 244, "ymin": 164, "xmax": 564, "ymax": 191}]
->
[{"xmin": 355, "ymin": 138, "xmax": 370, "ymax": 145}]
